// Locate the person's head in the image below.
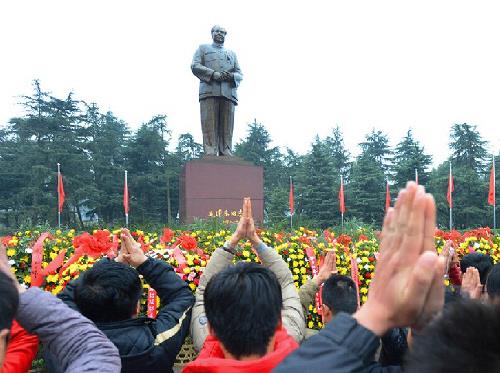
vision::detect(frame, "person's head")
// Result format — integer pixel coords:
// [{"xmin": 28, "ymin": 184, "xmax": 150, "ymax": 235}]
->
[
  {"xmin": 204, "ymin": 262, "xmax": 282, "ymax": 360},
  {"xmin": 406, "ymin": 300, "xmax": 500, "ymax": 373},
  {"xmin": 460, "ymin": 253, "xmax": 493, "ymax": 285},
  {"xmin": 321, "ymin": 275, "xmax": 358, "ymax": 324},
  {"xmin": 211, "ymin": 25, "xmax": 227, "ymax": 44},
  {"xmin": 75, "ymin": 261, "xmax": 142, "ymax": 323},
  {"xmin": 486, "ymin": 263, "xmax": 500, "ymax": 306},
  {"xmin": 0, "ymin": 271, "xmax": 19, "ymax": 367}
]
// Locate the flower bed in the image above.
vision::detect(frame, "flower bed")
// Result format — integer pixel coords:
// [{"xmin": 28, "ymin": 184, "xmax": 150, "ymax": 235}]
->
[{"xmin": 4, "ymin": 227, "xmax": 500, "ymax": 330}]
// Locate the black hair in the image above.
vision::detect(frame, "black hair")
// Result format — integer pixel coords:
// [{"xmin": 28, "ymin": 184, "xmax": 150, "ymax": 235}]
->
[
  {"xmin": 406, "ymin": 300, "xmax": 500, "ymax": 373},
  {"xmin": 0, "ymin": 271, "xmax": 19, "ymax": 330},
  {"xmin": 75, "ymin": 260, "xmax": 142, "ymax": 323},
  {"xmin": 486, "ymin": 263, "xmax": 500, "ymax": 300},
  {"xmin": 204, "ymin": 262, "xmax": 282, "ymax": 359},
  {"xmin": 322, "ymin": 275, "xmax": 358, "ymax": 315},
  {"xmin": 460, "ymin": 253, "xmax": 493, "ymax": 284}
]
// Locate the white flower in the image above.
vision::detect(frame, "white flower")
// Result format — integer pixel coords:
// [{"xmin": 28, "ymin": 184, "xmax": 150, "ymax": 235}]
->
[{"xmin": 26, "ymin": 248, "xmax": 33, "ymax": 253}]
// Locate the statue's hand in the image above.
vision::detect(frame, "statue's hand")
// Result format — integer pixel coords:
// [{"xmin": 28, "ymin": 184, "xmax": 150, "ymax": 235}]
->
[
  {"xmin": 213, "ymin": 71, "xmax": 222, "ymax": 81},
  {"xmin": 220, "ymin": 71, "xmax": 232, "ymax": 81}
]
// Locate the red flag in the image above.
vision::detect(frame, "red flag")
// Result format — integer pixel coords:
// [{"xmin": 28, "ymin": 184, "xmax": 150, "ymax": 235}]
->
[
  {"xmin": 339, "ymin": 176, "xmax": 345, "ymax": 214},
  {"xmin": 447, "ymin": 167, "xmax": 454, "ymax": 208},
  {"xmin": 57, "ymin": 172, "xmax": 65, "ymax": 213},
  {"xmin": 385, "ymin": 182, "xmax": 391, "ymax": 212},
  {"xmin": 289, "ymin": 177, "xmax": 294, "ymax": 215},
  {"xmin": 123, "ymin": 171, "xmax": 129, "ymax": 215},
  {"xmin": 488, "ymin": 164, "xmax": 495, "ymax": 206}
]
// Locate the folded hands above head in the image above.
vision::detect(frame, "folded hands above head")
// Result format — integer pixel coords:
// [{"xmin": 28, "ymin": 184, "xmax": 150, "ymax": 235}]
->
[
  {"xmin": 225, "ymin": 197, "xmax": 263, "ymax": 252},
  {"xmin": 354, "ymin": 182, "xmax": 446, "ymax": 336}
]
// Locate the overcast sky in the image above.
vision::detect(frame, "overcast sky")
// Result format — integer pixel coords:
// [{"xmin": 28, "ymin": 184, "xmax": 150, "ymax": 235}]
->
[{"xmin": 1, "ymin": 0, "xmax": 499, "ymax": 167}]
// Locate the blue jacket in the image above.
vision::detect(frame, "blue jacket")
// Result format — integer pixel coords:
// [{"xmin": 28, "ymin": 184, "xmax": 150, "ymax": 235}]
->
[{"xmin": 273, "ymin": 313, "xmax": 402, "ymax": 373}]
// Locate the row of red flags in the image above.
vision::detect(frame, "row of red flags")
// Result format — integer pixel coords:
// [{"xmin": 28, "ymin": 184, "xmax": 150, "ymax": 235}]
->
[
  {"xmin": 288, "ymin": 163, "xmax": 497, "ymax": 215},
  {"xmin": 57, "ymin": 163, "xmax": 496, "ymax": 221}
]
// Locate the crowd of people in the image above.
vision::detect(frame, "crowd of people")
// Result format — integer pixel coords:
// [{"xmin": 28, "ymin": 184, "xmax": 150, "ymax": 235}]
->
[{"xmin": 1, "ymin": 182, "xmax": 500, "ymax": 372}]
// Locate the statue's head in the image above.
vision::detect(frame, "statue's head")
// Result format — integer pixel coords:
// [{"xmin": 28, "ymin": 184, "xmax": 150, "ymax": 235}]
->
[{"xmin": 211, "ymin": 25, "xmax": 227, "ymax": 45}]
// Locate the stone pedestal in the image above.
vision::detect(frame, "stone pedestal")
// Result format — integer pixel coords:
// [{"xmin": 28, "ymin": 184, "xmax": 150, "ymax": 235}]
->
[{"xmin": 180, "ymin": 156, "xmax": 264, "ymax": 224}]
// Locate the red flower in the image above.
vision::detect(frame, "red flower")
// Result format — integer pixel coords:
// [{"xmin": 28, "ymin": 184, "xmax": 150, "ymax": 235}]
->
[
  {"xmin": 358, "ymin": 234, "xmax": 369, "ymax": 242},
  {"xmin": 176, "ymin": 234, "xmax": 198, "ymax": 251},
  {"xmin": 337, "ymin": 234, "xmax": 352, "ymax": 247},
  {"xmin": 160, "ymin": 228, "xmax": 175, "ymax": 244},
  {"xmin": 73, "ymin": 230, "xmax": 113, "ymax": 258},
  {"xmin": 1, "ymin": 236, "xmax": 13, "ymax": 247}
]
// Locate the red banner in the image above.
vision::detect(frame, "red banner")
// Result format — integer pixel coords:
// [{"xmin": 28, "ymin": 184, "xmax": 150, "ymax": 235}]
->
[
  {"xmin": 289, "ymin": 177, "xmax": 294, "ymax": 215},
  {"xmin": 305, "ymin": 247, "xmax": 322, "ymax": 314},
  {"xmin": 350, "ymin": 254, "xmax": 361, "ymax": 309},
  {"xmin": 147, "ymin": 288, "xmax": 158, "ymax": 318},
  {"xmin": 338, "ymin": 177, "xmax": 345, "ymax": 214},
  {"xmin": 31, "ymin": 233, "xmax": 52, "ymax": 287}
]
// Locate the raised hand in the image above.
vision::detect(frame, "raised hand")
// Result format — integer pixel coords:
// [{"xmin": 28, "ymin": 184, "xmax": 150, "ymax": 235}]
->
[
  {"xmin": 461, "ymin": 266, "xmax": 482, "ymax": 300},
  {"xmin": 314, "ymin": 250, "xmax": 337, "ymax": 286},
  {"xmin": 354, "ymin": 182, "xmax": 445, "ymax": 336},
  {"xmin": 120, "ymin": 228, "xmax": 148, "ymax": 268},
  {"xmin": 245, "ymin": 198, "xmax": 262, "ymax": 247}
]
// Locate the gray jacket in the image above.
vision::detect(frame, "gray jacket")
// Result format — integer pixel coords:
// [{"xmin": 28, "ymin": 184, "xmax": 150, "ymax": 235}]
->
[
  {"xmin": 17, "ymin": 287, "xmax": 121, "ymax": 373},
  {"xmin": 191, "ymin": 43, "xmax": 243, "ymax": 104},
  {"xmin": 190, "ymin": 243, "xmax": 306, "ymax": 351}
]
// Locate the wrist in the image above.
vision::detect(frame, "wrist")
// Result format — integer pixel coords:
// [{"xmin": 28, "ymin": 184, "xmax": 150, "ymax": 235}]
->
[
  {"xmin": 353, "ymin": 302, "xmax": 391, "ymax": 337},
  {"xmin": 249, "ymin": 234, "xmax": 262, "ymax": 247}
]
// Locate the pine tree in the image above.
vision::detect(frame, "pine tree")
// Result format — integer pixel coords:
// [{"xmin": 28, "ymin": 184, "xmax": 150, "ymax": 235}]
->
[{"xmin": 392, "ymin": 129, "xmax": 432, "ymax": 188}]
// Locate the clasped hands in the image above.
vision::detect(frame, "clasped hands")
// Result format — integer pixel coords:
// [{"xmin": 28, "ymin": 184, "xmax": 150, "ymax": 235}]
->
[
  {"xmin": 116, "ymin": 228, "xmax": 148, "ymax": 268},
  {"xmin": 213, "ymin": 71, "xmax": 233, "ymax": 82},
  {"xmin": 227, "ymin": 197, "xmax": 262, "ymax": 250}
]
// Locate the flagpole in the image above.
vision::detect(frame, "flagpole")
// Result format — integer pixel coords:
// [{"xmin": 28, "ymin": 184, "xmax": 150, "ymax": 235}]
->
[
  {"xmin": 449, "ymin": 162, "xmax": 452, "ymax": 231},
  {"xmin": 289, "ymin": 176, "xmax": 293, "ymax": 230},
  {"xmin": 125, "ymin": 170, "xmax": 129, "ymax": 228},
  {"xmin": 57, "ymin": 163, "xmax": 61, "ymax": 228},
  {"xmin": 494, "ymin": 157, "xmax": 496, "ymax": 230},
  {"xmin": 341, "ymin": 175, "xmax": 344, "ymax": 231}
]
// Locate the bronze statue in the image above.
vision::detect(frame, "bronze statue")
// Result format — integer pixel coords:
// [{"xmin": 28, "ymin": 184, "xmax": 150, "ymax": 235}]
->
[{"xmin": 191, "ymin": 25, "xmax": 243, "ymax": 156}]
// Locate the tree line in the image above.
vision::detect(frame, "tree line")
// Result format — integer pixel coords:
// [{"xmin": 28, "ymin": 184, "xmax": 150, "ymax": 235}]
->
[{"xmin": 0, "ymin": 81, "xmax": 498, "ymax": 230}]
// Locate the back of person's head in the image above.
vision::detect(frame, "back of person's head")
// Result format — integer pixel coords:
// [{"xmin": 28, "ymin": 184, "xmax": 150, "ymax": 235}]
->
[
  {"xmin": 321, "ymin": 275, "xmax": 358, "ymax": 323},
  {"xmin": 486, "ymin": 263, "xmax": 500, "ymax": 305},
  {"xmin": 75, "ymin": 260, "xmax": 142, "ymax": 323},
  {"xmin": 204, "ymin": 262, "xmax": 282, "ymax": 359},
  {"xmin": 460, "ymin": 253, "xmax": 493, "ymax": 284},
  {"xmin": 0, "ymin": 271, "xmax": 18, "ymax": 331},
  {"xmin": 406, "ymin": 300, "xmax": 500, "ymax": 373}
]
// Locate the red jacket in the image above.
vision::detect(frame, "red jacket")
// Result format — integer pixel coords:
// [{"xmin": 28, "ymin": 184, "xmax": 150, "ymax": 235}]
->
[
  {"xmin": 0, "ymin": 320, "xmax": 38, "ymax": 373},
  {"xmin": 182, "ymin": 328, "xmax": 298, "ymax": 373}
]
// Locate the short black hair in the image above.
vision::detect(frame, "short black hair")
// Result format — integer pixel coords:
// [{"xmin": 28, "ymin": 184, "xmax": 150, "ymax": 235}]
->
[
  {"xmin": 406, "ymin": 300, "xmax": 500, "ymax": 373},
  {"xmin": 75, "ymin": 260, "xmax": 142, "ymax": 323},
  {"xmin": 460, "ymin": 253, "xmax": 493, "ymax": 284},
  {"xmin": 486, "ymin": 263, "xmax": 500, "ymax": 300},
  {"xmin": 0, "ymin": 271, "xmax": 19, "ymax": 330},
  {"xmin": 204, "ymin": 262, "xmax": 282, "ymax": 359},
  {"xmin": 322, "ymin": 275, "xmax": 358, "ymax": 315}
]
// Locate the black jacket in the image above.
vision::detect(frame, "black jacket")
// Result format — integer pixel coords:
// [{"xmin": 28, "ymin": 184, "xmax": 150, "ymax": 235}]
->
[
  {"xmin": 57, "ymin": 257, "xmax": 195, "ymax": 373},
  {"xmin": 273, "ymin": 313, "xmax": 401, "ymax": 373}
]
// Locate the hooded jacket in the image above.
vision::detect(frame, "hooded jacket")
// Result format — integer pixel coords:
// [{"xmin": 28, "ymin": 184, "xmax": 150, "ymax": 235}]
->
[{"xmin": 182, "ymin": 327, "xmax": 298, "ymax": 373}]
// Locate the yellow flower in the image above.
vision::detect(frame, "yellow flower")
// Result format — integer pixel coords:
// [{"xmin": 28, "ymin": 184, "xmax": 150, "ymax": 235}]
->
[
  {"xmin": 189, "ymin": 283, "xmax": 197, "ymax": 291},
  {"xmin": 23, "ymin": 275, "xmax": 31, "ymax": 283},
  {"xmin": 242, "ymin": 250, "xmax": 250, "ymax": 258},
  {"xmin": 308, "ymin": 321, "xmax": 314, "ymax": 328},
  {"xmin": 7, "ymin": 249, "xmax": 15, "ymax": 256},
  {"xmin": 183, "ymin": 267, "xmax": 191, "ymax": 274}
]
